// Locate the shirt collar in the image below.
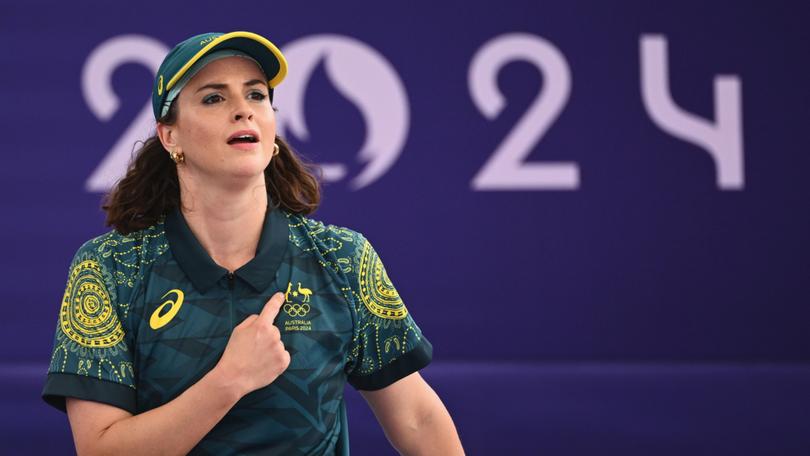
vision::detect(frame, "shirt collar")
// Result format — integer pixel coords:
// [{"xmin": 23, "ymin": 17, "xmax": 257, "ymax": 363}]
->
[{"xmin": 165, "ymin": 204, "xmax": 289, "ymax": 294}]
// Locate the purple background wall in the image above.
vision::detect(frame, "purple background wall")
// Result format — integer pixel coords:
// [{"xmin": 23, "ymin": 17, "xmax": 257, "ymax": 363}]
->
[{"xmin": 2, "ymin": 0, "xmax": 809, "ymax": 454}]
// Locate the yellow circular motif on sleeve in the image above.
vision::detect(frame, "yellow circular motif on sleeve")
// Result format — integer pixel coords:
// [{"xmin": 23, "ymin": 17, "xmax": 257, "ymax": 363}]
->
[
  {"xmin": 358, "ymin": 240, "xmax": 408, "ymax": 320},
  {"xmin": 59, "ymin": 259, "xmax": 124, "ymax": 348}
]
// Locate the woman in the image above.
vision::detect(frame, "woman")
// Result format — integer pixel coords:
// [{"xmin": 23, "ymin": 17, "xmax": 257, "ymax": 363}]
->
[{"xmin": 42, "ymin": 31, "xmax": 463, "ymax": 455}]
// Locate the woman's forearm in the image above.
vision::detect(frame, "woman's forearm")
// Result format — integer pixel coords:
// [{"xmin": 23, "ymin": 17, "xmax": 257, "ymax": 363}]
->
[{"xmin": 79, "ymin": 367, "xmax": 242, "ymax": 456}]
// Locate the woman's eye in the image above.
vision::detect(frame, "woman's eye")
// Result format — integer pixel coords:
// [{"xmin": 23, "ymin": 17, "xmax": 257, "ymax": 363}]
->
[
  {"xmin": 202, "ymin": 94, "xmax": 224, "ymax": 104},
  {"xmin": 248, "ymin": 91, "xmax": 267, "ymax": 101}
]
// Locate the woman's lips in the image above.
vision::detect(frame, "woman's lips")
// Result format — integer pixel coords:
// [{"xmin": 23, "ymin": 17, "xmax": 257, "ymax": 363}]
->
[
  {"xmin": 227, "ymin": 130, "xmax": 260, "ymax": 143},
  {"xmin": 228, "ymin": 141, "xmax": 260, "ymax": 151}
]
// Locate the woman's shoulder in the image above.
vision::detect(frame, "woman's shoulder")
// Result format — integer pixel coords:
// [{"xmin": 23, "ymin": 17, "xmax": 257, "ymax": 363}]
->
[
  {"xmin": 283, "ymin": 210, "xmax": 367, "ymax": 262},
  {"xmin": 69, "ymin": 221, "xmax": 170, "ymax": 286}
]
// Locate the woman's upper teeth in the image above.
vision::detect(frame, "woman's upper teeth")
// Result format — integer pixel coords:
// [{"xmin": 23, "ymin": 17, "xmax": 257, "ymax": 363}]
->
[{"xmin": 229, "ymin": 135, "xmax": 257, "ymax": 143}]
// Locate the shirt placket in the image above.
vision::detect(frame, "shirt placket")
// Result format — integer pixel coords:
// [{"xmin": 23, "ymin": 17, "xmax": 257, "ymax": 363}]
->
[{"xmin": 227, "ymin": 271, "xmax": 236, "ymax": 330}]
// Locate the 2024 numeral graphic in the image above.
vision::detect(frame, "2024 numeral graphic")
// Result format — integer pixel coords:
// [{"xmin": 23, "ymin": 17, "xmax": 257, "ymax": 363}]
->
[{"xmin": 82, "ymin": 33, "xmax": 743, "ymax": 192}]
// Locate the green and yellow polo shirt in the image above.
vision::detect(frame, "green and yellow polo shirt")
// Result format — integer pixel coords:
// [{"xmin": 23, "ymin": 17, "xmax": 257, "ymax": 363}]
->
[{"xmin": 42, "ymin": 206, "xmax": 432, "ymax": 455}]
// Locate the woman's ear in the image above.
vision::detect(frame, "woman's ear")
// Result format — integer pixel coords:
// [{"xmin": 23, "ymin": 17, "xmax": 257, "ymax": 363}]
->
[{"xmin": 156, "ymin": 122, "xmax": 178, "ymax": 150}]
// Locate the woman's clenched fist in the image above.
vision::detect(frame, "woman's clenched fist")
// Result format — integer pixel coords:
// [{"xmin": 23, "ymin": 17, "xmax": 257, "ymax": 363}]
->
[{"xmin": 213, "ymin": 292, "xmax": 291, "ymax": 398}]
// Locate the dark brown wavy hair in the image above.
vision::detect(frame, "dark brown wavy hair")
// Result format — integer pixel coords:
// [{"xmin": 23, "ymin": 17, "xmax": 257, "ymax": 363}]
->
[{"xmin": 102, "ymin": 102, "xmax": 321, "ymax": 235}]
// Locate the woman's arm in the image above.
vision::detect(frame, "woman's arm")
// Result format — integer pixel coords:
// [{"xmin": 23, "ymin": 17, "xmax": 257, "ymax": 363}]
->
[
  {"xmin": 67, "ymin": 366, "xmax": 240, "ymax": 456},
  {"xmin": 359, "ymin": 372, "xmax": 464, "ymax": 456},
  {"xmin": 66, "ymin": 293, "xmax": 290, "ymax": 456}
]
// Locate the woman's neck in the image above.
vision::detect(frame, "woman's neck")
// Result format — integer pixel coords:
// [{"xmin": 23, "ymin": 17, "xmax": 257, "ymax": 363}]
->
[{"xmin": 178, "ymin": 175, "xmax": 268, "ymax": 274}]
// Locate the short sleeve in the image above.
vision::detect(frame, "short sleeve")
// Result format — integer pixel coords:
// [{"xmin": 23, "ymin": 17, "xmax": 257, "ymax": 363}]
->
[
  {"xmin": 42, "ymin": 239, "xmax": 137, "ymax": 414},
  {"xmin": 344, "ymin": 233, "xmax": 432, "ymax": 391}
]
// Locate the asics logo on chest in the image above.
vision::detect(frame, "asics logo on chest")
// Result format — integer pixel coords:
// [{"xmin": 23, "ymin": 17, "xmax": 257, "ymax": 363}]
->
[{"xmin": 149, "ymin": 289, "xmax": 185, "ymax": 330}]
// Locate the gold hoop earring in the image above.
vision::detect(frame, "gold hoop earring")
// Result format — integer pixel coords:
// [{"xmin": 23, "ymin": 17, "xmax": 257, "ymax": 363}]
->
[
  {"xmin": 273, "ymin": 143, "xmax": 280, "ymax": 157},
  {"xmin": 170, "ymin": 149, "xmax": 185, "ymax": 164}
]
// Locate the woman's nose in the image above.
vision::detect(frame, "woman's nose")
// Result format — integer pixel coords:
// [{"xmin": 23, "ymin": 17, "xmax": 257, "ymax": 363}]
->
[{"xmin": 232, "ymin": 100, "xmax": 254, "ymax": 121}]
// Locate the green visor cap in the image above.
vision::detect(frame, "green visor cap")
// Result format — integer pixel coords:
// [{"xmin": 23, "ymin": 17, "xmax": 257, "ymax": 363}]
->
[{"xmin": 152, "ymin": 31, "xmax": 287, "ymax": 120}]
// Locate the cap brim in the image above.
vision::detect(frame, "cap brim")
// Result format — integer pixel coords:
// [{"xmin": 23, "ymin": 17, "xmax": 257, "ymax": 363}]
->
[{"xmin": 165, "ymin": 31, "xmax": 287, "ymax": 93}]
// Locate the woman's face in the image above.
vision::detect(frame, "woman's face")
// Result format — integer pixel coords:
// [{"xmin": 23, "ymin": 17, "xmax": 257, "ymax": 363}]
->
[{"xmin": 161, "ymin": 56, "xmax": 277, "ymax": 183}]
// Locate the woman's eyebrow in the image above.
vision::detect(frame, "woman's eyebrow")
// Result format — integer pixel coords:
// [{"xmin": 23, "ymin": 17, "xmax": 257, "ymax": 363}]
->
[{"xmin": 195, "ymin": 79, "xmax": 267, "ymax": 93}]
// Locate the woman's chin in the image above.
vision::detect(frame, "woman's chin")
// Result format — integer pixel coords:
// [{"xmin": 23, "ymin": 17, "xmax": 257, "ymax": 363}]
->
[
  {"xmin": 229, "ymin": 166, "xmax": 268, "ymax": 181},
  {"xmin": 199, "ymin": 164, "xmax": 267, "ymax": 186},
  {"xmin": 227, "ymin": 156, "xmax": 271, "ymax": 177}
]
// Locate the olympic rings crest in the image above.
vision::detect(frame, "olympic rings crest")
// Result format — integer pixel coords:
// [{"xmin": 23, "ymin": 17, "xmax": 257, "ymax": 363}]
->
[{"xmin": 283, "ymin": 303, "xmax": 311, "ymax": 317}]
